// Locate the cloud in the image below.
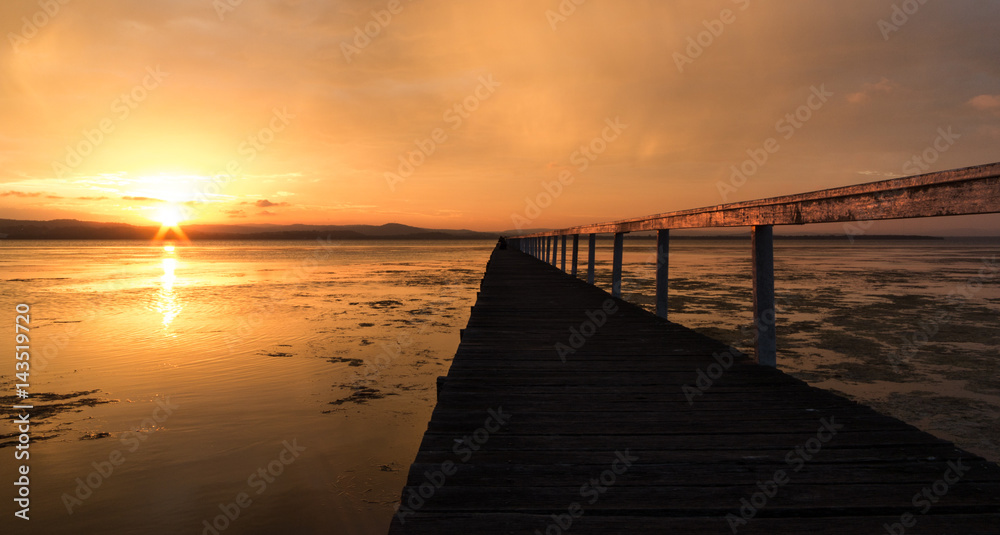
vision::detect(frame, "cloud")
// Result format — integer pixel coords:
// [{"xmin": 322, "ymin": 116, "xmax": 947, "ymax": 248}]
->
[
  {"xmin": 254, "ymin": 199, "xmax": 289, "ymax": 208},
  {"xmin": 77, "ymin": 196, "xmax": 111, "ymax": 201},
  {"xmin": 257, "ymin": 210, "xmax": 275, "ymax": 216},
  {"xmin": 222, "ymin": 209, "xmax": 246, "ymax": 218},
  {"xmin": 969, "ymin": 94, "xmax": 1000, "ymax": 116},
  {"xmin": 121, "ymin": 196, "xmax": 165, "ymax": 202},
  {"xmin": 46, "ymin": 195, "xmax": 65, "ymax": 199},
  {"xmin": 969, "ymin": 94, "xmax": 1000, "ymax": 109},
  {"xmin": 1, "ymin": 191, "xmax": 43, "ymax": 197},
  {"xmin": 847, "ymin": 78, "xmax": 895, "ymax": 104}
]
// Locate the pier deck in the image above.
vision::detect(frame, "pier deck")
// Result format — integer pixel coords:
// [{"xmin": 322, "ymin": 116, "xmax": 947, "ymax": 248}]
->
[{"xmin": 389, "ymin": 247, "xmax": 1000, "ymax": 534}]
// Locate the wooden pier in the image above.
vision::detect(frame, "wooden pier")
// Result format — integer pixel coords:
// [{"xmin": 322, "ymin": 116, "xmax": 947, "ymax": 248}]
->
[
  {"xmin": 389, "ymin": 163, "xmax": 1000, "ymax": 533},
  {"xmin": 389, "ymin": 248, "xmax": 1000, "ymax": 534}
]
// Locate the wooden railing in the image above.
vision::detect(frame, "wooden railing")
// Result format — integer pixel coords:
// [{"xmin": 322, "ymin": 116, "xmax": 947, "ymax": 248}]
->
[{"xmin": 508, "ymin": 162, "xmax": 1000, "ymax": 367}]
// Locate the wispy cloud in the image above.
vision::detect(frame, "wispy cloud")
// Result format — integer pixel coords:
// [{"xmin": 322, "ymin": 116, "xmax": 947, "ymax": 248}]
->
[
  {"xmin": 969, "ymin": 94, "xmax": 1000, "ymax": 116},
  {"xmin": 121, "ymin": 196, "xmax": 166, "ymax": 202},
  {"xmin": 847, "ymin": 78, "xmax": 895, "ymax": 104}
]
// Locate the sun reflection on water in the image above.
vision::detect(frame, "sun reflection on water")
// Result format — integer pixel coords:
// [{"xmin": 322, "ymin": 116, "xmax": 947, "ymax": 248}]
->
[{"xmin": 156, "ymin": 246, "xmax": 183, "ymax": 329}]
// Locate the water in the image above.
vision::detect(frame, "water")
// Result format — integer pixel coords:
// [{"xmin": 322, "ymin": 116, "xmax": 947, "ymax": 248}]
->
[
  {"xmin": 1, "ymin": 240, "xmax": 493, "ymax": 534},
  {"xmin": 1, "ymin": 238, "xmax": 998, "ymax": 534}
]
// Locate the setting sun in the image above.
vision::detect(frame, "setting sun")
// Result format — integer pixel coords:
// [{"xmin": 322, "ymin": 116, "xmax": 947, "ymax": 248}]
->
[
  {"xmin": 155, "ymin": 204, "xmax": 184, "ymax": 227},
  {"xmin": 152, "ymin": 204, "xmax": 189, "ymax": 242}
]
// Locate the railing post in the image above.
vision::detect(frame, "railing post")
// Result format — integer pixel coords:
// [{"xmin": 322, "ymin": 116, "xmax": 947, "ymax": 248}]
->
[
  {"xmin": 587, "ymin": 233, "xmax": 596, "ymax": 285},
  {"xmin": 656, "ymin": 229, "xmax": 669, "ymax": 319},
  {"xmin": 561, "ymin": 235, "xmax": 567, "ymax": 271},
  {"xmin": 612, "ymin": 232, "xmax": 624, "ymax": 298},
  {"xmin": 752, "ymin": 225, "xmax": 777, "ymax": 367},
  {"xmin": 550, "ymin": 236, "xmax": 557, "ymax": 266},
  {"xmin": 571, "ymin": 234, "xmax": 579, "ymax": 277}
]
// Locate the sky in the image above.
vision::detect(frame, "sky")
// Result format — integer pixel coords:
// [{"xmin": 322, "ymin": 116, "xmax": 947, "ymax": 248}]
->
[{"xmin": 1, "ymin": 0, "xmax": 998, "ymax": 233}]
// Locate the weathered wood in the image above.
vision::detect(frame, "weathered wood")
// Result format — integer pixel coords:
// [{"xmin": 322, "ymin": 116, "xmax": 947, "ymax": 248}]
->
[
  {"xmin": 560, "ymin": 235, "xmax": 567, "ymax": 271},
  {"xmin": 515, "ymin": 162, "xmax": 1000, "ymax": 237},
  {"xmin": 391, "ymin": 513, "xmax": 1000, "ymax": 535},
  {"xmin": 612, "ymin": 232, "xmax": 624, "ymax": 297},
  {"xmin": 571, "ymin": 234, "xmax": 579, "ymax": 276},
  {"xmin": 389, "ymin": 248, "xmax": 1000, "ymax": 534},
  {"xmin": 587, "ymin": 233, "xmax": 596, "ymax": 285},
  {"xmin": 752, "ymin": 224, "xmax": 776, "ymax": 367},
  {"xmin": 655, "ymin": 229, "xmax": 669, "ymax": 319}
]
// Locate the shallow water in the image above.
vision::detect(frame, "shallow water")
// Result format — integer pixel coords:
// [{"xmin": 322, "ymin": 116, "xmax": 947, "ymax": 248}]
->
[
  {"xmin": 1, "ymin": 240, "xmax": 492, "ymax": 535},
  {"xmin": 1, "ymin": 238, "xmax": 998, "ymax": 534}
]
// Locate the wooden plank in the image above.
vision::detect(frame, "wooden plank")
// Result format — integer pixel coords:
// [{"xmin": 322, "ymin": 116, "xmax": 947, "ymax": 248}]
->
[
  {"xmin": 411, "ymin": 445, "xmax": 976, "ymax": 465},
  {"xmin": 392, "ymin": 484, "xmax": 1000, "ymax": 513},
  {"xmin": 405, "ymin": 461, "xmax": 1000, "ymax": 485},
  {"xmin": 391, "ymin": 513, "xmax": 1000, "ymax": 535}
]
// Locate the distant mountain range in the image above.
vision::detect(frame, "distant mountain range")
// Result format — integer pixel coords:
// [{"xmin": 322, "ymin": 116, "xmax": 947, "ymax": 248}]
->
[
  {"xmin": 0, "ymin": 219, "xmax": 989, "ymax": 241},
  {"xmin": 0, "ymin": 219, "xmax": 499, "ymax": 240}
]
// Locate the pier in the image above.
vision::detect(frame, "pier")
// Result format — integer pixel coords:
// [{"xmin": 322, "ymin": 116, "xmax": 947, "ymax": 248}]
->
[{"xmin": 389, "ymin": 163, "xmax": 1000, "ymax": 534}]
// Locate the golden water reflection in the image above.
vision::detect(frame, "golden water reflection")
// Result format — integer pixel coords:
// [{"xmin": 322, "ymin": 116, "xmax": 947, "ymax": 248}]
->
[{"xmin": 156, "ymin": 246, "xmax": 183, "ymax": 329}]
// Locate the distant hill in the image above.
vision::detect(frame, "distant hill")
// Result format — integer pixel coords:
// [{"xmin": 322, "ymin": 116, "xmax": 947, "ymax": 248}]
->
[{"xmin": 0, "ymin": 219, "xmax": 498, "ymax": 241}]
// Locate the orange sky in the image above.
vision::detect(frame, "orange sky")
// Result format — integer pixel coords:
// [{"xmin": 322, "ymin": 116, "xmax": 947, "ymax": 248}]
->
[{"xmin": 1, "ymin": 0, "xmax": 998, "ymax": 233}]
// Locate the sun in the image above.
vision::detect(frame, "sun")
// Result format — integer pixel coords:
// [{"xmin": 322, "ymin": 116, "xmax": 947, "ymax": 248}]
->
[
  {"xmin": 156, "ymin": 205, "xmax": 182, "ymax": 227},
  {"xmin": 152, "ymin": 204, "xmax": 190, "ymax": 242}
]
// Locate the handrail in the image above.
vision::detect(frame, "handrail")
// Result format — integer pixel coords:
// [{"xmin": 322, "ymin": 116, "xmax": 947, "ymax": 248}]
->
[
  {"xmin": 514, "ymin": 162, "xmax": 1000, "ymax": 237},
  {"xmin": 506, "ymin": 162, "xmax": 1000, "ymax": 367}
]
